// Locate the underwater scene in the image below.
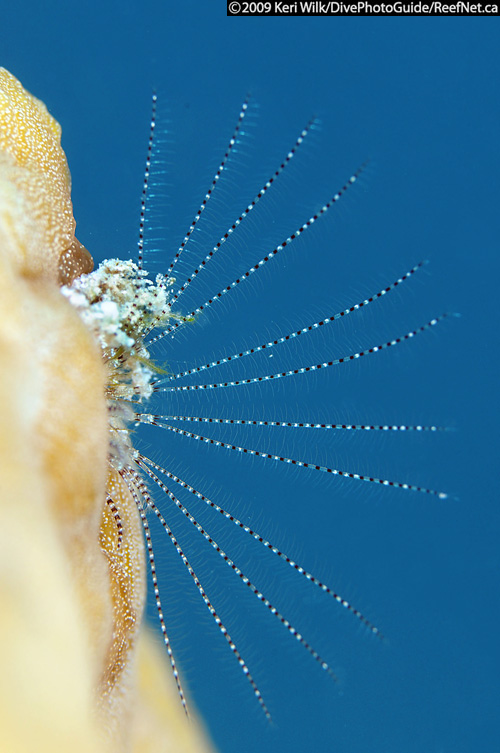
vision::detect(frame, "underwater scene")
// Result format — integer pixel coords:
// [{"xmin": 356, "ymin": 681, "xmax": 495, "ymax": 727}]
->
[{"xmin": 0, "ymin": 5, "xmax": 498, "ymax": 753}]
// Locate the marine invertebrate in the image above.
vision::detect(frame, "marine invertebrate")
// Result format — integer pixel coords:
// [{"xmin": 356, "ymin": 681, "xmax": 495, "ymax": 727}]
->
[
  {"xmin": 0, "ymin": 66, "xmax": 451, "ymax": 751},
  {"xmin": 66, "ymin": 91, "xmax": 451, "ymax": 714}
]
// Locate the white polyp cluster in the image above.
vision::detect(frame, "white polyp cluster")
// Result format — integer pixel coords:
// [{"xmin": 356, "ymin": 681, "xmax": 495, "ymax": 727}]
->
[{"xmin": 61, "ymin": 258, "xmax": 178, "ymax": 469}]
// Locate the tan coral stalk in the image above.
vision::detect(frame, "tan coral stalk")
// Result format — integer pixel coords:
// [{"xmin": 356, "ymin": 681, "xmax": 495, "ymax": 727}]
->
[{"xmin": 0, "ymin": 67, "xmax": 215, "ymax": 753}]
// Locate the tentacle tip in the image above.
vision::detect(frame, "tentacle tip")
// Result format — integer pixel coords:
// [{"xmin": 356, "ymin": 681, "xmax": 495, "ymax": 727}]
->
[
  {"xmin": 371, "ymin": 626, "xmax": 386, "ymax": 643},
  {"xmin": 327, "ymin": 667, "xmax": 340, "ymax": 684}
]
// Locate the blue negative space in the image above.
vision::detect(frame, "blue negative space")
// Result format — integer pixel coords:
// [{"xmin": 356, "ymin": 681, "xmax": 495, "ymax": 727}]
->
[{"xmin": 2, "ymin": 7, "xmax": 498, "ymax": 753}]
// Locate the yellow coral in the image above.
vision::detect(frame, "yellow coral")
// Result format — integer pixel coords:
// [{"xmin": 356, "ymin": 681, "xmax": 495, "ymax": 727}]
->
[
  {"xmin": 0, "ymin": 68, "xmax": 215, "ymax": 753},
  {"xmin": 0, "ymin": 67, "xmax": 93, "ymax": 284}
]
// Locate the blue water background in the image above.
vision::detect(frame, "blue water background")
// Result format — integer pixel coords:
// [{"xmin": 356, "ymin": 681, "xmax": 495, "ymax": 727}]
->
[{"xmin": 3, "ymin": 6, "xmax": 498, "ymax": 753}]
